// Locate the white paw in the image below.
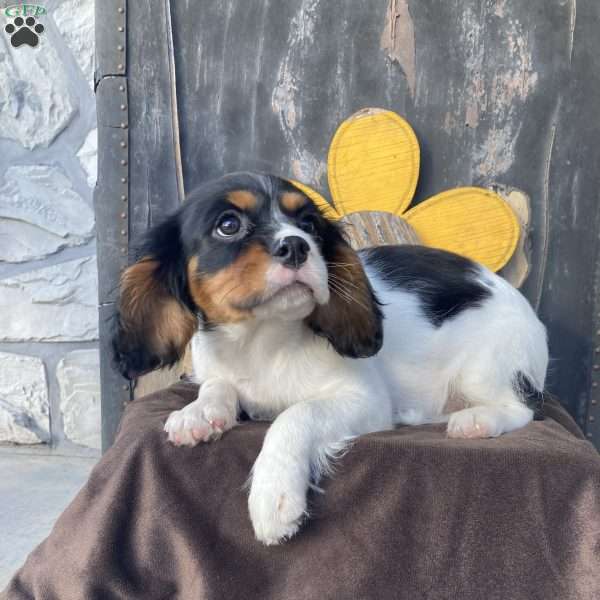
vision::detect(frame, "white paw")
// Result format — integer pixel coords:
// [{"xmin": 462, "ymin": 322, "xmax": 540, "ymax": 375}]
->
[
  {"xmin": 164, "ymin": 398, "xmax": 236, "ymax": 447},
  {"xmin": 248, "ymin": 459, "xmax": 308, "ymax": 545},
  {"xmin": 447, "ymin": 406, "xmax": 502, "ymax": 439}
]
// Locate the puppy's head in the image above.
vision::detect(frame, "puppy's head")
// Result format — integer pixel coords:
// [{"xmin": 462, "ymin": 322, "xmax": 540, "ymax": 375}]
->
[{"xmin": 112, "ymin": 173, "xmax": 383, "ymax": 379}]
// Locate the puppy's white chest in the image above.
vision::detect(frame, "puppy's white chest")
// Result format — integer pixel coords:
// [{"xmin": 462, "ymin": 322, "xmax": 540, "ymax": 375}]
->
[
  {"xmin": 222, "ymin": 353, "xmax": 315, "ymax": 420},
  {"xmin": 235, "ymin": 379, "xmax": 281, "ymax": 421},
  {"xmin": 191, "ymin": 324, "xmax": 353, "ymax": 421}
]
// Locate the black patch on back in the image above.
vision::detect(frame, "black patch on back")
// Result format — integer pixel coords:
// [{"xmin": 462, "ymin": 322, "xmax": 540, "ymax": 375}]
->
[
  {"xmin": 362, "ymin": 245, "xmax": 492, "ymax": 327},
  {"xmin": 514, "ymin": 372, "xmax": 545, "ymax": 421}
]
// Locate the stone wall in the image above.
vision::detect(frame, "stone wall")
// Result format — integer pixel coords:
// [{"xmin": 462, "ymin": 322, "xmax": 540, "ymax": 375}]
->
[{"xmin": 0, "ymin": 0, "xmax": 99, "ymax": 454}]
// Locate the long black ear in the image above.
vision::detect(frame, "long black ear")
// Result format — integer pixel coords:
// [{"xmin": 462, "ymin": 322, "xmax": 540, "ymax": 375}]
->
[
  {"xmin": 307, "ymin": 226, "xmax": 383, "ymax": 358},
  {"xmin": 112, "ymin": 215, "xmax": 197, "ymax": 380}
]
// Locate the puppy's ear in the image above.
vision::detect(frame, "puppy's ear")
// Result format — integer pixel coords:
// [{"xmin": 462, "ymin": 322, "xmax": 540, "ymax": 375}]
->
[
  {"xmin": 112, "ymin": 215, "xmax": 197, "ymax": 380},
  {"xmin": 307, "ymin": 226, "xmax": 383, "ymax": 358}
]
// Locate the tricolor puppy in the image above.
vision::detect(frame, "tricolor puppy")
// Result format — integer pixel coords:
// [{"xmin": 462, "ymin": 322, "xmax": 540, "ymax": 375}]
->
[{"xmin": 113, "ymin": 172, "xmax": 548, "ymax": 545}]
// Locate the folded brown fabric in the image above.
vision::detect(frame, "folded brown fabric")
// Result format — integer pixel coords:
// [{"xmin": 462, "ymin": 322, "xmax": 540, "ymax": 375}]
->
[{"xmin": 3, "ymin": 381, "xmax": 599, "ymax": 600}]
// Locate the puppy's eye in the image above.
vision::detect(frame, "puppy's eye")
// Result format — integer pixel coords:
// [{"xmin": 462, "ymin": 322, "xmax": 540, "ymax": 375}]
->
[
  {"xmin": 299, "ymin": 215, "xmax": 318, "ymax": 235},
  {"xmin": 216, "ymin": 213, "xmax": 242, "ymax": 237}
]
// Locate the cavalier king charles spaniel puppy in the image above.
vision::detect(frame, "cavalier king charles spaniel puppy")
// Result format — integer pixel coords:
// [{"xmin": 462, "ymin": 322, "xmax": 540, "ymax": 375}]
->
[{"xmin": 113, "ymin": 172, "xmax": 548, "ymax": 545}]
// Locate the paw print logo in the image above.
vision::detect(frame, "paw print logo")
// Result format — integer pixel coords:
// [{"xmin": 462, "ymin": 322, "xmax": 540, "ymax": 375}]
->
[
  {"xmin": 293, "ymin": 108, "xmax": 528, "ymax": 285},
  {"xmin": 5, "ymin": 16, "xmax": 44, "ymax": 48}
]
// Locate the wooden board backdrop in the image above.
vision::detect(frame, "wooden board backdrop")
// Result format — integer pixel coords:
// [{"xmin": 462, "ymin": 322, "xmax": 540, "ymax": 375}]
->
[{"xmin": 96, "ymin": 0, "xmax": 600, "ymax": 450}]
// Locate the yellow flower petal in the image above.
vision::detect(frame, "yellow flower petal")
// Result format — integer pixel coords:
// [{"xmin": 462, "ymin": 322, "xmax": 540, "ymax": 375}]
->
[
  {"xmin": 327, "ymin": 108, "xmax": 420, "ymax": 217},
  {"xmin": 288, "ymin": 179, "xmax": 340, "ymax": 221},
  {"xmin": 403, "ymin": 187, "xmax": 520, "ymax": 271}
]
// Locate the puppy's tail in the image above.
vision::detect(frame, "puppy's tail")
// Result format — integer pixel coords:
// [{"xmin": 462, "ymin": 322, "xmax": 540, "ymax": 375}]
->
[{"xmin": 514, "ymin": 371, "xmax": 546, "ymax": 421}]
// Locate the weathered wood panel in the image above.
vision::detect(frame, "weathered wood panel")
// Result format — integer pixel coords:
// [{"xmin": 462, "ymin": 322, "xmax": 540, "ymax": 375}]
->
[
  {"xmin": 98, "ymin": 0, "xmax": 600, "ymax": 447},
  {"xmin": 168, "ymin": 0, "xmax": 600, "ymax": 441}
]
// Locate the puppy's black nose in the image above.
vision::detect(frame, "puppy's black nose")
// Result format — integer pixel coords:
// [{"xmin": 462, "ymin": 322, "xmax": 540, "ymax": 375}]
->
[{"xmin": 273, "ymin": 236, "xmax": 309, "ymax": 269}]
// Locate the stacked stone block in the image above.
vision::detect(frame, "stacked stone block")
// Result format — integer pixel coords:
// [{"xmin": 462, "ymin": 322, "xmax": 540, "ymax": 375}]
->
[{"xmin": 0, "ymin": 0, "xmax": 100, "ymax": 452}]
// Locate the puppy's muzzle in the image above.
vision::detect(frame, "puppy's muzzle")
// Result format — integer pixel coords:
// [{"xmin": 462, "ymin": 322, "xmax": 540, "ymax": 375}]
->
[{"xmin": 272, "ymin": 236, "xmax": 309, "ymax": 270}]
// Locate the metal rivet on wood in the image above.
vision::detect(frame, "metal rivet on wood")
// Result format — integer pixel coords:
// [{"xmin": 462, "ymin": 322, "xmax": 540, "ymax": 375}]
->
[
  {"xmin": 121, "ymin": 194, "xmax": 127, "ymax": 201},
  {"xmin": 118, "ymin": 45, "xmax": 124, "ymax": 52},
  {"xmin": 590, "ymin": 416, "xmax": 596, "ymax": 422},
  {"xmin": 121, "ymin": 177, "xmax": 127, "ymax": 183},
  {"xmin": 120, "ymin": 141, "xmax": 127, "ymax": 148},
  {"xmin": 118, "ymin": 26, "xmax": 124, "ymax": 32},
  {"xmin": 121, "ymin": 160, "xmax": 127, "ymax": 166},
  {"xmin": 120, "ymin": 105, "xmax": 127, "ymax": 111},
  {"xmin": 120, "ymin": 212, "xmax": 126, "ymax": 218},
  {"xmin": 118, "ymin": 7, "xmax": 124, "ymax": 13},
  {"xmin": 120, "ymin": 123, "xmax": 128, "ymax": 129},
  {"xmin": 119, "ymin": 85, "xmax": 125, "ymax": 92},
  {"xmin": 118, "ymin": 63, "xmax": 124, "ymax": 70}
]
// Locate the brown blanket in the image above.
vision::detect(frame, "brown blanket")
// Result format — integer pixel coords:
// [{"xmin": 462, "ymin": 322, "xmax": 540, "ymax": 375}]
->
[{"xmin": 3, "ymin": 382, "xmax": 600, "ymax": 600}]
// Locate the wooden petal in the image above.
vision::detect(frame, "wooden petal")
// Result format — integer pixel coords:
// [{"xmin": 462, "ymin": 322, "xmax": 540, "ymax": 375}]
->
[
  {"xmin": 289, "ymin": 179, "xmax": 340, "ymax": 221},
  {"xmin": 495, "ymin": 186, "xmax": 531, "ymax": 287},
  {"xmin": 327, "ymin": 108, "xmax": 420, "ymax": 217},
  {"xmin": 403, "ymin": 187, "xmax": 520, "ymax": 272}
]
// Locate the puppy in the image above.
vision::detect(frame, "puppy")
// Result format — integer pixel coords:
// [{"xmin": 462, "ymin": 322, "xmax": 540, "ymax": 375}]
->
[{"xmin": 113, "ymin": 172, "xmax": 548, "ymax": 545}]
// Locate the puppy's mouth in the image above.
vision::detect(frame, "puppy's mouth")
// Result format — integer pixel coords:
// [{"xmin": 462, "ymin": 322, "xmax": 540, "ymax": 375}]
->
[
  {"xmin": 232, "ymin": 281, "xmax": 313, "ymax": 311},
  {"xmin": 268, "ymin": 281, "xmax": 312, "ymax": 301}
]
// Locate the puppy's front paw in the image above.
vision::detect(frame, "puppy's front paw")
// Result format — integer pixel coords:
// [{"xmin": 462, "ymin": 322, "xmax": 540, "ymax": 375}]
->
[
  {"xmin": 164, "ymin": 398, "xmax": 236, "ymax": 447},
  {"xmin": 447, "ymin": 406, "xmax": 499, "ymax": 439},
  {"xmin": 248, "ymin": 459, "xmax": 308, "ymax": 545}
]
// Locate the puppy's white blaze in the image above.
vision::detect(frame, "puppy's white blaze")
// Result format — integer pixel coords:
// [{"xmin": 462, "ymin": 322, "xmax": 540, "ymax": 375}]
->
[{"xmin": 266, "ymin": 223, "xmax": 330, "ymax": 305}]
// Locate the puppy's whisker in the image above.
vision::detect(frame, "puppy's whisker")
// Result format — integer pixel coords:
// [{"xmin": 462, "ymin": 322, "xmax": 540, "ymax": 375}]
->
[
  {"xmin": 328, "ymin": 277, "xmax": 363, "ymax": 298},
  {"xmin": 328, "ymin": 280, "xmax": 362, "ymax": 308},
  {"xmin": 328, "ymin": 273, "xmax": 361, "ymax": 292},
  {"xmin": 328, "ymin": 281, "xmax": 351, "ymax": 300},
  {"xmin": 327, "ymin": 273, "xmax": 357, "ymax": 295},
  {"xmin": 328, "ymin": 280, "xmax": 370, "ymax": 312}
]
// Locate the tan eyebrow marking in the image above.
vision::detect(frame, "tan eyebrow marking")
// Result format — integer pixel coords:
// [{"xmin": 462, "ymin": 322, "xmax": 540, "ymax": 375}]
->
[
  {"xmin": 280, "ymin": 191, "xmax": 308, "ymax": 212},
  {"xmin": 227, "ymin": 190, "xmax": 258, "ymax": 211}
]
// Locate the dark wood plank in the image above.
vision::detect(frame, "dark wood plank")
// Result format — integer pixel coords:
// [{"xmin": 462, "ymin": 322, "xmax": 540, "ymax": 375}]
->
[
  {"xmin": 94, "ymin": 0, "xmax": 126, "ymax": 84},
  {"xmin": 536, "ymin": 0, "xmax": 600, "ymax": 435},
  {"xmin": 96, "ymin": 77, "xmax": 129, "ymax": 305},
  {"xmin": 96, "ymin": 1, "xmax": 131, "ymax": 451},
  {"xmin": 128, "ymin": 0, "xmax": 184, "ymax": 244},
  {"xmin": 99, "ymin": 304, "xmax": 129, "ymax": 451}
]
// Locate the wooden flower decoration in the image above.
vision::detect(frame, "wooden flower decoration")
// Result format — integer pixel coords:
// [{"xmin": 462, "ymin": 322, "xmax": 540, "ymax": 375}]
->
[{"xmin": 293, "ymin": 108, "xmax": 528, "ymax": 283}]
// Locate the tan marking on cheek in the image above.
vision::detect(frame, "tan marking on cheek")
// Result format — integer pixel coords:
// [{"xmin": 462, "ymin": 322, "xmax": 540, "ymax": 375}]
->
[
  {"xmin": 187, "ymin": 245, "xmax": 271, "ymax": 323},
  {"xmin": 280, "ymin": 191, "xmax": 308, "ymax": 212},
  {"xmin": 227, "ymin": 190, "xmax": 258, "ymax": 211}
]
